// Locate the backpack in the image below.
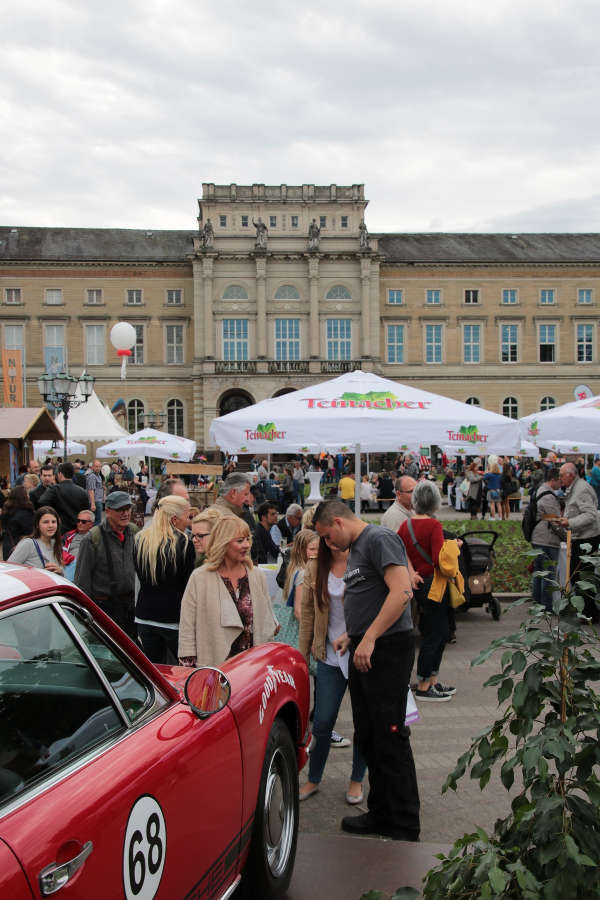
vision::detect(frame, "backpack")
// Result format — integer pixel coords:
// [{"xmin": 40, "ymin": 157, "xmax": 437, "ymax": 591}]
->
[{"xmin": 521, "ymin": 488, "xmax": 553, "ymax": 542}]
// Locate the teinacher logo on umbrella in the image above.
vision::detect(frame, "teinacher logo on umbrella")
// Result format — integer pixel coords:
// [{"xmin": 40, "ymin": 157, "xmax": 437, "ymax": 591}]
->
[
  {"xmin": 301, "ymin": 391, "xmax": 432, "ymax": 410},
  {"xmin": 527, "ymin": 420, "xmax": 540, "ymax": 437},
  {"xmin": 244, "ymin": 422, "xmax": 287, "ymax": 441},
  {"xmin": 446, "ymin": 425, "xmax": 489, "ymax": 443}
]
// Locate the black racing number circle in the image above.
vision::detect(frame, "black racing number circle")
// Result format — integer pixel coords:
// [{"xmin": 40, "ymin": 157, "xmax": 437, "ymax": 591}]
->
[{"xmin": 123, "ymin": 795, "xmax": 167, "ymax": 900}]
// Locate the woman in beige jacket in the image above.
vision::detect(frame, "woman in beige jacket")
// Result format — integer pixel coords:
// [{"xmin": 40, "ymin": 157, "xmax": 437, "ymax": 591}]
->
[{"xmin": 178, "ymin": 515, "xmax": 277, "ymax": 667}]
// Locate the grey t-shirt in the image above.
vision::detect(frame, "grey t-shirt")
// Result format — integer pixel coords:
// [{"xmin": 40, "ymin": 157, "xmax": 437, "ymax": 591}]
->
[{"xmin": 343, "ymin": 524, "xmax": 413, "ymax": 637}]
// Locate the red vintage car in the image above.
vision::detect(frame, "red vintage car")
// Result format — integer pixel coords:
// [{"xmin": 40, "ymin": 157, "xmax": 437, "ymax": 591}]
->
[{"xmin": 0, "ymin": 562, "xmax": 310, "ymax": 899}]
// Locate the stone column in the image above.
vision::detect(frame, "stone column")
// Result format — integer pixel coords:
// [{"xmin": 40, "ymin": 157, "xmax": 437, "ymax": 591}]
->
[
  {"xmin": 308, "ymin": 255, "xmax": 320, "ymax": 357},
  {"xmin": 192, "ymin": 258, "xmax": 204, "ymax": 360},
  {"xmin": 360, "ymin": 255, "xmax": 371, "ymax": 358},
  {"xmin": 369, "ymin": 258, "xmax": 381, "ymax": 360},
  {"xmin": 255, "ymin": 255, "xmax": 267, "ymax": 358},
  {"xmin": 202, "ymin": 255, "xmax": 215, "ymax": 358}
]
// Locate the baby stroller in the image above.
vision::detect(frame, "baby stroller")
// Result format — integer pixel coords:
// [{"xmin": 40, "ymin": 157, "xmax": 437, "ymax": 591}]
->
[{"xmin": 458, "ymin": 530, "xmax": 501, "ymax": 620}]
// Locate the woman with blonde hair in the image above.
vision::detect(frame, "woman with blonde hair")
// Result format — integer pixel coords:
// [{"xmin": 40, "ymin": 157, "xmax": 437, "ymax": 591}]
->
[
  {"xmin": 191, "ymin": 506, "xmax": 223, "ymax": 567},
  {"xmin": 178, "ymin": 515, "xmax": 277, "ymax": 667},
  {"xmin": 134, "ymin": 494, "xmax": 196, "ymax": 664},
  {"xmin": 301, "ymin": 505, "xmax": 317, "ymax": 529}
]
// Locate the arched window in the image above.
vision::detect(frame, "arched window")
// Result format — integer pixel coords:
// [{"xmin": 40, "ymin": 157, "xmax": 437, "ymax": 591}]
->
[
  {"xmin": 540, "ymin": 396, "xmax": 556, "ymax": 411},
  {"xmin": 167, "ymin": 398, "xmax": 184, "ymax": 436},
  {"xmin": 219, "ymin": 389, "xmax": 255, "ymax": 417},
  {"xmin": 272, "ymin": 387, "xmax": 296, "ymax": 398},
  {"xmin": 503, "ymin": 396, "xmax": 519, "ymax": 419},
  {"xmin": 127, "ymin": 399, "xmax": 144, "ymax": 433},
  {"xmin": 274, "ymin": 284, "xmax": 300, "ymax": 300},
  {"xmin": 222, "ymin": 284, "xmax": 248, "ymax": 300},
  {"xmin": 465, "ymin": 397, "xmax": 480, "ymax": 406},
  {"xmin": 325, "ymin": 285, "xmax": 352, "ymax": 300}
]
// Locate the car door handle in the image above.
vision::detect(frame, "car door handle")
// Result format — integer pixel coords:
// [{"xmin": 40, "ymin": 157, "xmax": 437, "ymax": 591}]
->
[{"xmin": 39, "ymin": 841, "xmax": 93, "ymax": 895}]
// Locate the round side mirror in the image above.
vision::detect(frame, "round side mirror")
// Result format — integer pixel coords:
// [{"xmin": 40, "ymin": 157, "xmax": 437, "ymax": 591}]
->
[{"xmin": 184, "ymin": 667, "xmax": 231, "ymax": 719}]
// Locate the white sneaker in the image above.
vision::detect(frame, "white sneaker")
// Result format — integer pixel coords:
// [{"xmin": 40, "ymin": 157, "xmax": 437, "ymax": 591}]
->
[{"xmin": 330, "ymin": 730, "xmax": 351, "ymax": 748}]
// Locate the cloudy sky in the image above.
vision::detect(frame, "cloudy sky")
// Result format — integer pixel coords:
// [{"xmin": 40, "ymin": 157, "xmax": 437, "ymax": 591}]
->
[{"xmin": 2, "ymin": 0, "xmax": 599, "ymax": 233}]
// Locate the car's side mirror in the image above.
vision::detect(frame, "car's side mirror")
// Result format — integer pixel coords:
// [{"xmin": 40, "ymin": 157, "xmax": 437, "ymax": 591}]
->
[{"xmin": 184, "ymin": 667, "xmax": 231, "ymax": 719}]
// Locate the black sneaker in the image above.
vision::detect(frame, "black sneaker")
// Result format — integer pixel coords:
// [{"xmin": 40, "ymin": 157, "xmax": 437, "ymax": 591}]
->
[
  {"xmin": 415, "ymin": 686, "xmax": 451, "ymax": 702},
  {"xmin": 432, "ymin": 682, "xmax": 456, "ymax": 696},
  {"xmin": 341, "ymin": 812, "xmax": 419, "ymax": 842}
]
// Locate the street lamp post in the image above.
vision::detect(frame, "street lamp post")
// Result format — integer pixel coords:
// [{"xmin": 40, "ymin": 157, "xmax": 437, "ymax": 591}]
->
[{"xmin": 38, "ymin": 372, "xmax": 95, "ymax": 460}]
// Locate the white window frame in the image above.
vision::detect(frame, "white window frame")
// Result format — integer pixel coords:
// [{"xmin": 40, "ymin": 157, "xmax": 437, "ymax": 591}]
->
[
  {"xmin": 464, "ymin": 289, "xmax": 480, "ymax": 305},
  {"xmin": 4, "ymin": 288, "xmax": 22, "ymax": 304},
  {"xmin": 86, "ymin": 288, "xmax": 103, "ymax": 305},
  {"xmin": 578, "ymin": 288, "xmax": 593, "ymax": 305},
  {"xmin": 4, "ymin": 323, "xmax": 25, "ymax": 353},
  {"xmin": 500, "ymin": 323, "xmax": 519, "ymax": 363},
  {"xmin": 167, "ymin": 398, "xmax": 184, "ymax": 436},
  {"xmin": 166, "ymin": 289, "xmax": 183, "ymax": 306},
  {"xmin": 43, "ymin": 324, "xmax": 66, "ymax": 374},
  {"xmin": 540, "ymin": 288, "xmax": 556, "ymax": 305},
  {"xmin": 326, "ymin": 319, "xmax": 352, "ymax": 361},
  {"xmin": 340, "ymin": 215, "xmax": 348, "ymax": 228},
  {"xmin": 386, "ymin": 324, "xmax": 404, "ymax": 363},
  {"xmin": 425, "ymin": 323, "xmax": 443, "ymax": 364},
  {"xmin": 274, "ymin": 319, "xmax": 300, "ymax": 361},
  {"xmin": 269, "ymin": 215, "xmax": 277, "ymax": 228},
  {"xmin": 387, "ymin": 289, "xmax": 403, "ymax": 305},
  {"xmin": 540, "ymin": 396, "xmax": 556, "ymax": 411},
  {"xmin": 426, "ymin": 289, "xmax": 441, "ymax": 305},
  {"xmin": 576, "ymin": 322, "xmax": 594, "ymax": 363},
  {"xmin": 241, "ymin": 215, "xmax": 249, "ymax": 228},
  {"xmin": 131, "ymin": 324, "xmax": 144, "ymax": 365},
  {"xmin": 463, "ymin": 323, "xmax": 481, "ymax": 364},
  {"xmin": 219, "ymin": 215, "xmax": 226, "ymax": 227},
  {"xmin": 165, "ymin": 324, "xmax": 184, "ymax": 365},
  {"xmin": 222, "ymin": 319, "xmax": 249, "ymax": 361},
  {"xmin": 538, "ymin": 323, "xmax": 557, "ymax": 363},
  {"xmin": 127, "ymin": 399, "xmax": 145, "ymax": 433},
  {"xmin": 502, "ymin": 396, "xmax": 519, "ymax": 419},
  {"xmin": 502, "ymin": 288, "xmax": 518, "ymax": 305},
  {"xmin": 85, "ymin": 324, "xmax": 105, "ymax": 366},
  {"xmin": 291, "ymin": 215, "xmax": 299, "ymax": 228},
  {"xmin": 45, "ymin": 288, "xmax": 63, "ymax": 305},
  {"xmin": 126, "ymin": 289, "xmax": 143, "ymax": 306}
]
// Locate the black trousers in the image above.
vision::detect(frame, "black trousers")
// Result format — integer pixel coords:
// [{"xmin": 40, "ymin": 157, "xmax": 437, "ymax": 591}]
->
[
  {"xmin": 571, "ymin": 534, "xmax": 600, "ymax": 622},
  {"xmin": 137, "ymin": 623, "xmax": 179, "ymax": 665},
  {"xmin": 93, "ymin": 593, "xmax": 136, "ymax": 641},
  {"xmin": 348, "ymin": 631, "xmax": 420, "ymax": 834}
]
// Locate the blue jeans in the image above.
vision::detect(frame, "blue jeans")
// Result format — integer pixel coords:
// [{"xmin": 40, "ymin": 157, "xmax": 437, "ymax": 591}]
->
[
  {"xmin": 93, "ymin": 501, "xmax": 104, "ymax": 525},
  {"xmin": 308, "ymin": 659, "xmax": 367, "ymax": 785},
  {"xmin": 531, "ymin": 544, "xmax": 560, "ymax": 611}
]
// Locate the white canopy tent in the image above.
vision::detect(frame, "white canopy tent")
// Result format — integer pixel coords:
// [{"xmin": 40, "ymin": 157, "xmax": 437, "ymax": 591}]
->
[
  {"xmin": 55, "ymin": 388, "xmax": 129, "ymax": 443},
  {"xmin": 33, "ymin": 439, "xmax": 87, "ymax": 458},
  {"xmin": 442, "ymin": 439, "xmax": 541, "ymax": 460},
  {"xmin": 209, "ymin": 370, "xmax": 522, "ymax": 510},
  {"xmin": 96, "ymin": 427, "xmax": 196, "ymax": 462},
  {"xmin": 519, "ymin": 395, "xmax": 600, "ymax": 451}
]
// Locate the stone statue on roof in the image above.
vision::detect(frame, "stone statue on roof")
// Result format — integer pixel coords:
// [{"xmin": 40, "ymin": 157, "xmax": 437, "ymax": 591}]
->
[
  {"xmin": 253, "ymin": 217, "xmax": 268, "ymax": 250},
  {"xmin": 307, "ymin": 218, "xmax": 320, "ymax": 251},
  {"xmin": 201, "ymin": 218, "xmax": 214, "ymax": 250},
  {"xmin": 359, "ymin": 218, "xmax": 370, "ymax": 251}
]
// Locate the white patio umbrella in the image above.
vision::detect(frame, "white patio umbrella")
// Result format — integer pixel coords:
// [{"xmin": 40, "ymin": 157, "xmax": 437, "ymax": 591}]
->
[
  {"xmin": 209, "ymin": 370, "xmax": 522, "ymax": 510},
  {"xmin": 519, "ymin": 395, "xmax": 600, "ymax": 450},
  {"xmin": 96, "ymin": 427, "xmax": 196, "ymax": 462},
  {"xmin": 441, "ymin": 439, "xmax": 541, "ymax": 459},
  {"xmin": 33, "ymin": 439, "xmax": 87, "ymax": 458}
]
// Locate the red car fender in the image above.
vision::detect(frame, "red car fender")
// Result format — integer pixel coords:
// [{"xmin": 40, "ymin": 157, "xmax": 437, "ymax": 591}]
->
[{"xmin": 222, "ymin": 643, "xmax": 310, "ymax": 829}]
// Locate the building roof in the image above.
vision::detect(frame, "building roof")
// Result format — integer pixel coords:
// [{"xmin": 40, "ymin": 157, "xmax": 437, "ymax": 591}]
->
[
  {"xmin": 377, "ymin": 233, "xmax": 600, "ymax": 264},
  {"xmin": 0, "ymin": 227, "xmax": 194, "ymax": 262},
  {"xmin": 0, "ymin": 407, "xmax": 63, "ymax": 441}
]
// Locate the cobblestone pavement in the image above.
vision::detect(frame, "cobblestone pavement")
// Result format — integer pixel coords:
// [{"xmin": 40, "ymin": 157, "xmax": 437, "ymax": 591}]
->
[{"xmin": 298, "ymin": 599, "xmax": 525, "ymax": 845}]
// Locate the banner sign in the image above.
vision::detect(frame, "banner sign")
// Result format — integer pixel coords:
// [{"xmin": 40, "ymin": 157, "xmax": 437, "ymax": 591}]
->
[{"xmin": 2, "ymin": 349, "xmax": 23, "ymax": 407}]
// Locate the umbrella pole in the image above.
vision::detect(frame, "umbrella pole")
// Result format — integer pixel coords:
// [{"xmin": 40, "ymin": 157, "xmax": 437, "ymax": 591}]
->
[{"xmin": 355, "ymin": 444, "xmax": 361, "ymax": 516}]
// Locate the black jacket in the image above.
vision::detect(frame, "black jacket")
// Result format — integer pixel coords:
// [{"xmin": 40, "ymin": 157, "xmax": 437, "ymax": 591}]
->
[
  {"xmin": 278, "ymin": 515, "xmax": 298, "ymax": 543},
  {"xmin": 39, "ymin": 480, "xmax": 90, "ymax": 533},
  {"xmin": 254, "ymin": 522, "xmax": 280, "ymax": 564},
  {"xmin": 1, "ymin": 507, "xmax": 34, "ymax": 558},
  {"xmin": 134, "ymin": 531, "xmax": 196, "ymax": 624}
]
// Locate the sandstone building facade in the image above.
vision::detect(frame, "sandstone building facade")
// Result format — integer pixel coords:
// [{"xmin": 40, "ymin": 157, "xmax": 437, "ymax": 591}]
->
[{"xmin": 1, "ymin": 183, "xmax": 599, "ymax": 449}]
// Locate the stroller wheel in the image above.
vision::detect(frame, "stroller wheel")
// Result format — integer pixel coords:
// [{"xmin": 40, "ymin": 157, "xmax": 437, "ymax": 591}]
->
[{"xmin": 489, "ymin": 596, "xmax": 501, "ymax": 621}]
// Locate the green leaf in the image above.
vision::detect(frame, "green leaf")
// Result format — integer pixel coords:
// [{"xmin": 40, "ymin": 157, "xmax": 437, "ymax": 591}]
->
[
  {"xmin": 512, "ymin": 650, "xmax": 527, "ymax": 673},
  {"xmin": 390, "ymin": 890, "xmax": 420, "ymax": 900},
  {"xmin": 480, "ymin": 768, "xmax": 491, "ymax": 789},
  {"xmin": 359, "ymin": 892, "xmax": 384, "ymax": 900},
  {"xmin": 564, "ymin": 833, "xmax": 597, "ymax": 866},
  {"xmin": 498, "ymin": 677, "xmax": 513, "ymax": 704},
  {"xmin": 501, "ymin": 761, "xmax": 515, "ymax": 789},
  {"xmin": 488, "ymin": 866, "xmax": 508, "ymax": 893}
]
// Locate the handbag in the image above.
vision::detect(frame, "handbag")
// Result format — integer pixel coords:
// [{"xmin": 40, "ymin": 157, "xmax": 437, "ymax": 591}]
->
[{"xmin": 448, "ymin": 577, "xmax": 466, "ymax": 609}]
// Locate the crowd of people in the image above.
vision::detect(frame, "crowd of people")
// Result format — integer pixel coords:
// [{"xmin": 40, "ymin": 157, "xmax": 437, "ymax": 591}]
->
[{"xmin": 1, "ymin": 445, "xmax": 600, "ymax": 843}]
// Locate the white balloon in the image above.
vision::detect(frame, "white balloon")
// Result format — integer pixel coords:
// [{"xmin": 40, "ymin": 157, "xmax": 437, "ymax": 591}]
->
[{"xmin": 110, "ymin": 321, "xmax": 136, "ymax": 351}]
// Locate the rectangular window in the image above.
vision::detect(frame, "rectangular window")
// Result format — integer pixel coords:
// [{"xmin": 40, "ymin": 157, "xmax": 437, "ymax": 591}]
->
[
  {"xmin": 387, "ymin": 325, "xmax": 404, "ymax": 363},
  {"xmin": 501, "ymin": 324, "xmax": 518, "ymax": 362},
  {"xmin": 269, "ymin": 215, "xmax": 277, "ymax": 228},
  {"xmin": 4, "ymin": 324, "xmax": 24, "ymax": 351},
  {"xmin": 502, "ymin": 289, "xmax": 517, "ymax": 305},
  {"xmin": 577, "ymin": 324, "xmax": 593, "ymax": 362},
  {"xmin": 464, "ymin": 289, "xmax": 479, "ymax": 304},
  {"xmin": 132, "ymin": 325, "xmax": 144, "ymax": 365},
  {"xmin": 291, "ymin": 215, "xmax": 299, "ymax": 228},
  {"xmin": 426, "ymin": 289, "xmax": 441, "ymax": 305},
  {"xmin": 275, "ymin": 319, "xmax": 300, "ymax": 361},
  {"xmin": 319, "ymin": 216, "xmax": 326, "ymax": 228},
  {"xmin": 241, "ymin": 215, "xmax": 249, "ymax": 227},
  {"xmin": 166, "ymin": 289, "xmax": 182, "ymax": 305},
  {"xmin": 4, "ymin": 288, "xmax": 21, "ymax": 304},
  {"xmin": 539, "ymin": 324, "xmax": 556, "ymax": 362},
  {"xmin": 540, "ymin": 289, "xmax": 555, "ymax": 305},
  {"xmin": 425, "ymin": 324, "xmax": 442, "ymax": 363},
  {"xmin": 463, "ymin": 324, "xmax": 481, "ymax": 363},
  {"xmin": 326, "ymin": 319, "xmax": 351, "ymax": 360},
  {"xmin": 45, "ymin": 289, "xmax": 63, "ymax": 305},
  {"xmin": 341, "ymin": 216, "xmax": 348, "ymax": 228},
  {"xmin": 219, "ymin": 215, "xmax": 226, "ymax": 227},
  {"xmin": 223, "ymin": 319, "xmax": 248, "ymax": 361},
  {"xmin": 578, "ymin": 288, "xmax": 592, "ymax": 304},
  {"xmin": 387, "ymin": 289, "xmax": 403, "ymax": 305},
  {"xmin": 86, "ymin": 289, "xmax": 102, "ymax": 305},
  {"xmin": 44, "ymin": 324, "xmax": 65, "ymax": 374},
  {"xmin": 166, "ymin": 324, "xmax": 184, "ymax": 364},
  {"xmin": 85, "ymin": 325, "xmax": 105, "ymax": 365},
  {"xmin": 127, "ymin": 289, "xmax": 142, "ymax": 305}
]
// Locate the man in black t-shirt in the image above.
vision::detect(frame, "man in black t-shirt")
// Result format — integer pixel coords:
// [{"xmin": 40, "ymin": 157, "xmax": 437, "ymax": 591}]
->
[{"xmin": 313, "ymin": 499, "xmax": 420, "ymax": 842}]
